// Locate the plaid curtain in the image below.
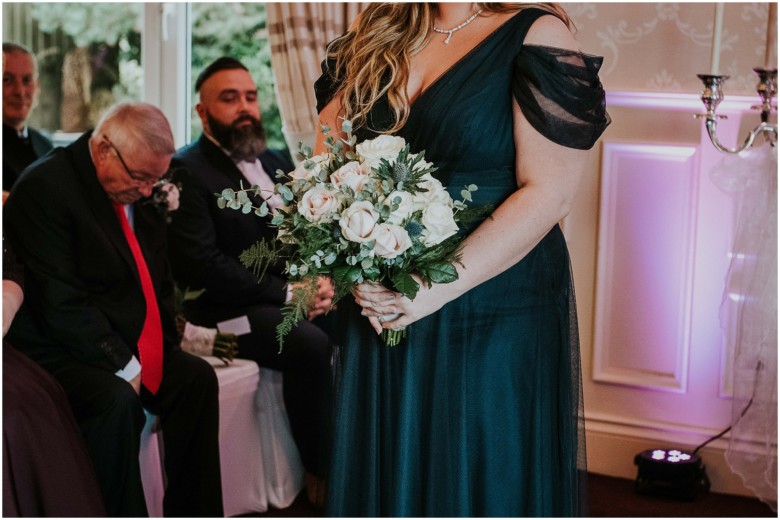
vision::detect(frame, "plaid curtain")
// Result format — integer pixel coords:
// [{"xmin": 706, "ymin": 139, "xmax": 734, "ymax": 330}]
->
[{"xmin": 267, "ymin": 2, "xmax": 367, "ymax": 155}]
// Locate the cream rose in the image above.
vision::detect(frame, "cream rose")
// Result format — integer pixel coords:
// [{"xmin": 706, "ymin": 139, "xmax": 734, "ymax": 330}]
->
[
  {"xmin": 290, "ymin": 153, "xmax": 329, "ymax": 181},
  {"xmin": 330, "ymin": 161, "xmax": 371, "ymax": 193},
  {"xmin": 356, "ymin": 135, "xmax": 406, "ymax": 167},
  {"xmin": 420, "ymin": 202, "xmax": 459, "ymax": 246},
  {"xmin": 339, "ymin": 201, "xmax": 380, "ymax": 243},
  {"xmin": 413, "ymin": 173, "xmax": 453, "ymax": 208},
  {"xmin": 297, "ymin": 185, "xmax": 341, "ymax": 223},
  {"xmin": 383, "ymin": 190, "xmax": 416, "ymax": 225},
  {"xmin": 373, "ymin": 224, "xmax": 412, "ymax": 259}
]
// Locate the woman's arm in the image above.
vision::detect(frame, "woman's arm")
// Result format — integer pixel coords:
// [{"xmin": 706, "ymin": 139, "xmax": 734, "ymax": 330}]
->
[{"xmin": 356, "ymin": 15, "xmax": 593, "ymax": 333}]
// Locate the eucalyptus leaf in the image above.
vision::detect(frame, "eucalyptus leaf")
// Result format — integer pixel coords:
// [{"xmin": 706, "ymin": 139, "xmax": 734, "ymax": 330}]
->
[
  {"xmin": 221, "ymin": 188, "xmax": 235, "ymax": 201},
  {"xmin": 242, "ymin": 201, "xmax": 253, "ymax": 214},
  {"xmin": 217, "ymin": 197, "xmax": 227, "ymax": 209},
  {"xmin": 279, "ymin": 185, "xmax": 294, "ymax": 202}
]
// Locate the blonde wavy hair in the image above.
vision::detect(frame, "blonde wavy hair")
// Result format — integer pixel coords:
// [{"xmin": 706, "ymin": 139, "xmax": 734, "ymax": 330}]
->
[{"xmin": 326, "ymin": 3, "xmax": 571, "ymax": 134}]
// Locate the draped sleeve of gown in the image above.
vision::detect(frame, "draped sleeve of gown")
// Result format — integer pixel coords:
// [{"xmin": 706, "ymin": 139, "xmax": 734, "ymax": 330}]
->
[{"xmin": 314, "ymin": 8, "xmax": 609, "ymax": 517}]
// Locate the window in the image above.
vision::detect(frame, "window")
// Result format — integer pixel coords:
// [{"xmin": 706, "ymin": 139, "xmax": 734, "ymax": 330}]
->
[
  {"xmin": 3, "ymin": 3, "xmax": 144, "ymax": 145},
  {"xmin": 3, "ymin": 2, "xmax": 285, "ymax": 152}
]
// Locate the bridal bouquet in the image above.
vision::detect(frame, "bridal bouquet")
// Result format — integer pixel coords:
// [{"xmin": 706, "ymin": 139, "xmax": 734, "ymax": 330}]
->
[{"xmin": 218, "ymin": 120, "xmax": 489, "ymax": 347}]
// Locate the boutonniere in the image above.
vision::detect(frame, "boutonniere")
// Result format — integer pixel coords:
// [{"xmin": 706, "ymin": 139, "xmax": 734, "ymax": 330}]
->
[{"xmin": 145, "ymin": 167, "xmax": 183, "ymax": 222}]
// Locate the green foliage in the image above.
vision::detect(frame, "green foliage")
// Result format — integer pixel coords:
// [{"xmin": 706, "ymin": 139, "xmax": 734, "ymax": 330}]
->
[
  {"xmin": 275, "ymin": 279, "xmax": 318, "ymax": 353},
  {"xmin": 30, "ymin": 3, "xmax": 141, "ymax": 47},
  {"xmin": 239, "ymin": 238, "xmax": 282, "ymax": 283}
]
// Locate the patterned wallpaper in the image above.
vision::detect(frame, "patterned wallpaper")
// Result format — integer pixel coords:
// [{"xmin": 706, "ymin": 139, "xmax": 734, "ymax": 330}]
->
[{"xmin": 562, "ymin": 2, "xmax": 776, "ymax": 95}]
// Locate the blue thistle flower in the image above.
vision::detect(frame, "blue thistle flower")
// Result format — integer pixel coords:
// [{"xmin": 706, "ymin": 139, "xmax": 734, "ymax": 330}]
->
[
  {"xmin": 392, "ymin": 162, "xmax": 411, "ymax": 183},
  {"xmin": 405, "ymin": 221, "xmax": 423, "ymax": 238}
]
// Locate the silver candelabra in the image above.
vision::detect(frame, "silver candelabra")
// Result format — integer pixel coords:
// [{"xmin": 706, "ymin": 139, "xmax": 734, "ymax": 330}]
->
[{"xmin": 695, "ymin": 68, "xmax": 777, "ymax": 153}]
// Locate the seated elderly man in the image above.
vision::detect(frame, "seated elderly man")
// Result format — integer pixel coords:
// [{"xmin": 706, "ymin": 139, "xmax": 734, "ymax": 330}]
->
[{"xmin": 4, "ymin": 102, "xmax": 223, "ymax": 517}]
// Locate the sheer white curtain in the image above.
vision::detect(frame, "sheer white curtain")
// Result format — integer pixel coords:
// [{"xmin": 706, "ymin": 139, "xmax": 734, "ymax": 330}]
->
[
  {"xmin": 267, "ymin": 2, "xmax": 367, "ymax": 155},
  {"xmin": 711, "ymin": 145, "xmax": 777, "ymax": 511}
]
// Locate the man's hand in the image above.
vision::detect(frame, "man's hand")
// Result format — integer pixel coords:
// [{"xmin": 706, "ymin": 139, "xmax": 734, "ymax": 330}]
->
[
  {"xmin": 307, "ymin": 276, "xmax": 334, "ymax": 320},
  {"xmin": 130, "ymin": 373, "xmax": 142, "ymax": 395}
]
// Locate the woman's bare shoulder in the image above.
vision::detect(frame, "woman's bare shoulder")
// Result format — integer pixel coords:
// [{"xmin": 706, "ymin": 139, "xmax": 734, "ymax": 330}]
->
[{"xmin": 524, "ymin": 13, "xmax": 580, "ymax": 52}]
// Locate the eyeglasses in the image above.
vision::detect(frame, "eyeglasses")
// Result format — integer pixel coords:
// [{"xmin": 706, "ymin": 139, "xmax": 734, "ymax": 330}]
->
[{"xmin": 104, "ymin": 136, "xmax": 165, "ymax": 187}]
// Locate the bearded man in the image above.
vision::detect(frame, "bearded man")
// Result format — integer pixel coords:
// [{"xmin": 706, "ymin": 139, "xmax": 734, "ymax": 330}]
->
[{"xmin": 167, "ymin": 57, "xmax": 333, "ymax": 506}]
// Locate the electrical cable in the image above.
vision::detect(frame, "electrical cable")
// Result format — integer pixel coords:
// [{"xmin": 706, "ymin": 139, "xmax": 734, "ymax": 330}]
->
[{"xmin": 693, "ymin": 360, "xmax": 763, "ymax": 455}]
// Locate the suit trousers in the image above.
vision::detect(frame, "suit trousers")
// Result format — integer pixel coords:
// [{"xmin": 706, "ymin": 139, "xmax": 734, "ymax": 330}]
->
[
  {"xmin": 184, "ymin": 301, "xmax": 333, "ymax": 476},
  {"xmin": 40, "ymin": 348, "xmax": 223, "ymax": 517}
]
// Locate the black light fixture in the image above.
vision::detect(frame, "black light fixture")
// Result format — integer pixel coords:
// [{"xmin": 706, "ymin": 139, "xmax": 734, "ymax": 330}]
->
[
  {"xmin": 634, "ymin": 448, "xmax": 710, "ymax": 500},
  {"xmin": 634, "ymin": 365, "xmax": 760, "ymax": 501}
]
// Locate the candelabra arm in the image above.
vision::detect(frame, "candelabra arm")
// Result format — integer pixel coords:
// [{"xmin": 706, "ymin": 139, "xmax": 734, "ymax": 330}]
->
[
  {"xmin": 697, "ymin": 69, "xmax": 777, "ymax": 154},
  {"xmin": 704, "ymin": 118, "xmax": 777, "ymax": 154}
]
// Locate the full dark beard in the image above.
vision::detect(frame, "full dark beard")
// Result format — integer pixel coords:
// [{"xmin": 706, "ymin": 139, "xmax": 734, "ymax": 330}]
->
[{"xmin": 207, "ymin": 112, "xmax": 267, "ymax": 162}]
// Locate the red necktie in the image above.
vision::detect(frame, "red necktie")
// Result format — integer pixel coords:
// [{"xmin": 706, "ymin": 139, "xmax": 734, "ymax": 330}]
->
[{"xmin": 113, "ymin": 203, "xmax": 163, "ymax": 394}]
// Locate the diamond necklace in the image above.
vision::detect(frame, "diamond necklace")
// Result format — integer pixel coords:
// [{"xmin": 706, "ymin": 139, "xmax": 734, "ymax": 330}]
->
[{"xmin": 433, "ymin": 9, "xmax": 484, "ymax": 44}]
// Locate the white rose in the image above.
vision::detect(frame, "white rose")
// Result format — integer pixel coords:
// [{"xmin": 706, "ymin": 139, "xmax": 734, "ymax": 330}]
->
[
  {"xmin": 413, "ymin": 173, "xmax": 453, "ymax": 208},
  {"xmin": 339, "ymin": 201, "xmax": 380, "ymax": 243},
  {"xmin": 298, "ymin": 185, "xmax": 341, "ymax": 223},
  {"xmin": 356, "ymin": 135, "xmax": 406, "ymax": 167},
  {"xmin": 373, "ymin": 224, "xmax": 412, "ymax": 259},
  {"xmin": 420, "ymin": 202, "xmax": 459, "ymax": 246},
  {"xmin": 383, "ymin": 190, "xmax": 416, "ymax": 225},
  {"xmin": 290, "ymin": 153, "xmax": 329, "ymax": 181},
  {"xmin": 330, "ymin": 161, "xmax": 371, "ymax": 193}
]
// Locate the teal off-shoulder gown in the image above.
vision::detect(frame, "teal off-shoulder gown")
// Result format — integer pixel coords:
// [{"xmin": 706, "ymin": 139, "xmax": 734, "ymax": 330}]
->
[{"xmin": 314, "ymin": 8, "xmax": 610, "ymax": 517}]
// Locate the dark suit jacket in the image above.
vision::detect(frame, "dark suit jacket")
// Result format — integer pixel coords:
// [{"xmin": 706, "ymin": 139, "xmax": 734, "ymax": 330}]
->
[
  {"xmin": 168, "ymin": 135, "xmax": 293, "ymax": 309},
  {"xmin": 3, "ymin": 123, "xmax": 54, "ymax": 191},
  {"xmin": 5, "ymin": 132, "xmax": 178, "ymax": 372}
]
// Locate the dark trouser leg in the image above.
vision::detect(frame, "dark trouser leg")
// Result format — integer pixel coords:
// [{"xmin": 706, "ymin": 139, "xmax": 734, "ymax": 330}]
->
[
  {"xmin": 46, "ymin": 358, "xmax": 148, "ymax": 517},
  {"xmin": 143, "ymin": 349, "xmax": 223, "ymax": 517}
]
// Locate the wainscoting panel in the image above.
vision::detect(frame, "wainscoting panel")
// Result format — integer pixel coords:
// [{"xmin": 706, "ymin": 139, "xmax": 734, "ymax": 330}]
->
[
  {"xmin": 567, "ymin": 91, "xmax": 775, "ymax": 497},
  {"xmin": 593, "ymin": 142, "xmax": 699, "ymax": 393}
]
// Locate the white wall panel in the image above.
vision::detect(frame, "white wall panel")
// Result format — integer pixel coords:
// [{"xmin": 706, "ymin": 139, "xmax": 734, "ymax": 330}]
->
[{"xmin": 593, "ymin": 142, "xmax": 699, "ymax": 392}]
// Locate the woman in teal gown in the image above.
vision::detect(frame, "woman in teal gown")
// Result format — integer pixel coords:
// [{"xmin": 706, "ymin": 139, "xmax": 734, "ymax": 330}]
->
[{"xmin": 314, "ymin": 3, "xmax": 609, "ymax": 516}]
